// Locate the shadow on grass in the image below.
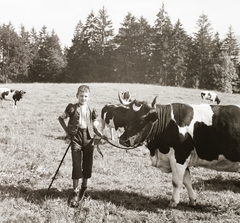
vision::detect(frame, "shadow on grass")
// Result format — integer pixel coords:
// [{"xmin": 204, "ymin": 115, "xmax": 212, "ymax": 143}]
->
[
  {"xmin": 0, "ymin": 184, "xmax": 168, "ymax": 212},
  {"xmin": 0, "ymin": 183, "xmax": 230, "ymax": 213},
  {"xmin": 89, "ymin": 189, "xmax": 169, "ymax": 212},
  {"xmin": 193, "ymin": 177, "xmax": 240, "ymax": 193},
  {"xmin": 0, "ymin": 185, "xmax": 70, "ymax": 205}
]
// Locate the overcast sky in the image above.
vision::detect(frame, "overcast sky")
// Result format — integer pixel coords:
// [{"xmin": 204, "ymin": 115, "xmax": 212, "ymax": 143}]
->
[{"xmin": 0, "ymin": 0, "xmax": 239, "ymax": 47}]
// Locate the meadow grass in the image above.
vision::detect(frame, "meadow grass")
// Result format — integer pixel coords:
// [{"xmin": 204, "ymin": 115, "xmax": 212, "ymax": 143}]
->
[{"xmin": 0, "ymin": 83, "xmax": 240, "ymax": 223}]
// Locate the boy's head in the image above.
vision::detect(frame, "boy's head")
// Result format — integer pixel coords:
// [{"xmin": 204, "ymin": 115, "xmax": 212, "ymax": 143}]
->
[{"xmin": 76, "ymin": 85, "xmax": 90, "ymax": 105}]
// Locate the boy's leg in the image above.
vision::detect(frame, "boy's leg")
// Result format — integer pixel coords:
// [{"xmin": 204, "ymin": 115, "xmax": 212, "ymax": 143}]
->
[
  {"xmin": 82, "ymin": 178, "xmax": 88, "ymax": 188},
  {"xmin": 69, "ymin": 142, "xmax": 82, "ymax": 207},
  {"xmin": 79, "ymin": 144, "xmax": 94, "ymax": 199},
  {"xmin": 73, "ymin": 179, "xmax": 79, "ymax": 193},
  {"xmin": 79, "ymin": 130, "xmax": 94, "ymax": 199},
  {"xmin": 69, "ymin": 131, "xmax": 83, "ymax": 207},
  {"xmin": 79, "ymin": 178, "xmax": 88, "ymax": 200},
  {"xmin": 69, "ymin": 179, "xmax": 79, "ymax": 207},
  {"xmin": 82, "ymin": 143, "xmax": 94, "ymax": 179},
  {"xmin": 71, "ymin": 143, "xmax": 83, "ymax": 183}
]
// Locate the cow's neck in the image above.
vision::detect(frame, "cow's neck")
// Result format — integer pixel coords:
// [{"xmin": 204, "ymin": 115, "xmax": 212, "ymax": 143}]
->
[{"xmin": 146, "ymin": 104, "xmax": 172, "ymax": 156}]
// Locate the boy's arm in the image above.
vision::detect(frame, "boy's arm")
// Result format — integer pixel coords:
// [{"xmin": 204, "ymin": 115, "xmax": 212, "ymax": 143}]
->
[
  {"xmin": 58, "ymin": 103, "xmax": 74, "ymax": 136},
  {"xmin": 58, "ymin": 112, "xmax": 72, "ymax": 141},
  {"xmin": 91, "ymin": 108, "xmax": 107, "ymax": 139},
  {"xmin": 58, "ymin": 115, "xmax": 68, "ymax": 133},
  {"xmin": 93, "ymin": 121, "xmax": 103, "ymax": 137}
]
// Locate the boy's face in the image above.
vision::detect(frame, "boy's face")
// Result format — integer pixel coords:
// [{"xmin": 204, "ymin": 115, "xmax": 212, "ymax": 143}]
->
[{"xmin": 77, "ymin": 91, "xmax": 90, "ymax": 105}]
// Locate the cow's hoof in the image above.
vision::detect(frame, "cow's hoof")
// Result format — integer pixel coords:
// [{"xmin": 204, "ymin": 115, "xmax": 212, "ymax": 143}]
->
[
  {"xmin": 168, "ymin": 201, "xmax": 178, "ymax": 208},
  {"xmin": 189, "ymin": 199, "xmax": 196, "ymax": 206}
]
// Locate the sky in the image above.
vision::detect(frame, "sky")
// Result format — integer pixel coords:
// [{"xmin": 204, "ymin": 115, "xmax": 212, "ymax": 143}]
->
[{"xmin": 0, "ymin": 0, "xmax": 239, "ymax": 48}]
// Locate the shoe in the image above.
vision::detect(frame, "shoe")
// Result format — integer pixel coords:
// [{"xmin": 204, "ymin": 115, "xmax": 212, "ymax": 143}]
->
[
  {"xmin": 68, "ymin": 191, "xmax": 79, "ymax": 208},
  {"xmin": 78, "ymin": 186, "xmax": 87, "ymax": 200}
]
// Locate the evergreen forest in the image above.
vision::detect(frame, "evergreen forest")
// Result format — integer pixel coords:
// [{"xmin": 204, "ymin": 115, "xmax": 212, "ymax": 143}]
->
[{"xmin": 0, "ymin": 4, "xmax": 239, "ymax": 93}]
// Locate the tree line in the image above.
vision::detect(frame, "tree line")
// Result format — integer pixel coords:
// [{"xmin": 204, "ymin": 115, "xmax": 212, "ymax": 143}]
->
[{"xmin": 0, "ymin": 4, "xmax": 239, "ymax": 93}]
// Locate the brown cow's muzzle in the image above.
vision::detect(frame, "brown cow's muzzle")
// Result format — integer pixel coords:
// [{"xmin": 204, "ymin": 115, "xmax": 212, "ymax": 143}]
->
[{"xmin": 119, "ymin": 136, "xmax": 131, "ymax": 147}]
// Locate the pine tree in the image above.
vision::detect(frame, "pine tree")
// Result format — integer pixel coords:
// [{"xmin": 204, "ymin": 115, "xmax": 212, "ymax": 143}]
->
[
  {"xmin": 95, "ymin": 7, "xmax": 115, "ymax": 81},
  {"xmin": 17, "ymin": 25, "xmax": 32, "ymax": 81},
  {"xmin": 214, "ymin": 51, "xmax": 237, "ymax": 93},
  {"xmin": 96, "ymin": 6, "xmax": 114, "ymax": 56},
  {"xmin": 170, "ymin": 19, "xmax": 190, "ymax": 86},
  {"xmin": 114, "ymin": 13, "xmax": 152, "ymax": 82},
  {"xmin": 29, "ymin": 26, "xmax": 65, "ymax": 82},
  {"xmin": 66, "ymin": 18, "xmax": 96, "ymax": 82},
  {"xmin": 114, "ymin": 12, "xmax": 138, "ymax": 82},
  {"xmin": 135, "ymin": 16, "xmax": 153, "ymax": 83},
  {"xmin": 209, "ymin": 29, "xmax": 239, "ymax": 93},
  {"xmin": 152, "ymin": 3, "xmax": 173, "ymax": 85},
  {"xmin": 223, "ymin": 26, "xmax": 240, "ymax": 68},
  {"xmin": 188, "ymin": 13, "xmax": 215, "ymax": 89},
  {"xmin": 0, "ymin": 22, "xmax": 21, "ymax": 83}
]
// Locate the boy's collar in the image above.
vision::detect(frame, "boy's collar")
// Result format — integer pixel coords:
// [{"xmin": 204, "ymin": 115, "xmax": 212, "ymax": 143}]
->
[{"xmin": 78, "ymin": 103, "xmax": 87, "ymax": 107}]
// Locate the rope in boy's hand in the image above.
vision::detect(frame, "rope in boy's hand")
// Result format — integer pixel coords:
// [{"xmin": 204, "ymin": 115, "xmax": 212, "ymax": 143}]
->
[
  {"xmin": 95, "ymin": 137, "xmax": 104, "ymax": 158},
  {"xmin": 100, "ymin": 135, "xmax": 108, "ymax": 141}
]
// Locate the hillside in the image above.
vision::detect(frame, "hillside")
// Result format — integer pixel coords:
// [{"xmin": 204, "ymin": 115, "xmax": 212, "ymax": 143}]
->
[{"xmin": 0, "ymin": 83, "xmax": 240, "ymax": 222}]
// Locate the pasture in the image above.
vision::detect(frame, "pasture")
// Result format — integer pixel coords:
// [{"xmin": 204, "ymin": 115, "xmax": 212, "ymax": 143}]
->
[{"xmin": 0, "ymin": 83, "xmax": 240, "ymax": 223}]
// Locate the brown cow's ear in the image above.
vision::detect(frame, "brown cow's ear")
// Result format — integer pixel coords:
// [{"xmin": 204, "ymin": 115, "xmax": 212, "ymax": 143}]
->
[
  {"xmin": 146, "ymin": 110, "xmax": 158, "ymax": 123},
  {"xmin": 151, "ymin": 96, "xmax": 157, "ymax": 108}
]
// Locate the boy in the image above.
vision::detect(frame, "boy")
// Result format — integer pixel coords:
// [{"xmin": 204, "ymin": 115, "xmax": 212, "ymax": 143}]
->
[{"xmin": 58, "ymin": 85, "xmax": 103, "ymax": 207}]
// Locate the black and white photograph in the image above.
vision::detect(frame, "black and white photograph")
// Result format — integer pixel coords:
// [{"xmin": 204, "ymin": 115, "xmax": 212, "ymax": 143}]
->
[{"xmin": 0, "ymin": 0, "xmax": 240, "ymax": 222}]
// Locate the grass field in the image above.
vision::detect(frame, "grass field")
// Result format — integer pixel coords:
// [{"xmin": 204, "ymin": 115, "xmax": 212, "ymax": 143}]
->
[{"xmin": 0, "ymin": 83, "xmax": 240, "ymax": 223}]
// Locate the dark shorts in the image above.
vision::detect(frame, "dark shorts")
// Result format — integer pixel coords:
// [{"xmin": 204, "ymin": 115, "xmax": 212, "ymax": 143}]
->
[{"xmin": 71, "ymin": 128, "xmax": 94, "ymax": 179}]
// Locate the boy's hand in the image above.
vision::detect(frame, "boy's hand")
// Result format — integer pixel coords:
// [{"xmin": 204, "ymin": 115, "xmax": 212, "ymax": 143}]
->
[
  {"xmin": 65, "ymin": 134, "xmax": 72, "ymax": 143},
  {"xmin": 101, "ymin": 135, "xmax": 108, "ymax": 141}
]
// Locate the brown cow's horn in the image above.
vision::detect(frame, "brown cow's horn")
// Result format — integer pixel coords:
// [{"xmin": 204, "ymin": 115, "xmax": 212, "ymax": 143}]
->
[
  {"xmin": 118, "ymin": 92, "xmax": 132, "ymax": 106},
  {"xmin": 151, "ymin": 96, "xmax": 158, "ymax": 108}
]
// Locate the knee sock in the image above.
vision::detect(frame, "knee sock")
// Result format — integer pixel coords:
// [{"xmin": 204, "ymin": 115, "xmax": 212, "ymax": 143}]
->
[{"xmin": 82, "ymin": 178, "xmax": 88, "ymax": 188}]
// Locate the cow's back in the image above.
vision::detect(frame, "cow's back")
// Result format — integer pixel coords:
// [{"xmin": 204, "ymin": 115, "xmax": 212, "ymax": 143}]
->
[
  {"xmin": 193, "ymin": 105, "xmax": 240, "ymax": 163},
  {"xmin": 149, "ymin": 103, "xmax": 240, "ymax": 172}
]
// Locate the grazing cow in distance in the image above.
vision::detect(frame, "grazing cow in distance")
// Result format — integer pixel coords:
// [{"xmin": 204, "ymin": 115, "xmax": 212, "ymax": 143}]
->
[
  {"xmin": 101, "ymin": 103, "xmax": 129, "ymax": 140},
  {"xmin": 101, "ymin": 91, "xmax": 132, "ymax": 140},
  {"xmin": 0, "ymin": 88, "xmax": 26, "ymax": 108},
  {"xmin": 201, "ymin": 90, "xmax": 220, "ymax": 104},
  {"xmin": 118, "ymin": 93, "xmax": 240, "ymax": 207}
]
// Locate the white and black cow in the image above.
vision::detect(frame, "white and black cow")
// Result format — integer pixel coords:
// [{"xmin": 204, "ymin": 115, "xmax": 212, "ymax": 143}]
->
[
  {"xmin": 120, "ymin": 91, "xmax": 131, "ymax": 102},
  {"xmin": 0, "ymin": 88, "xmax": 26, "ymax": 108},
  {"xmin": 201, "ymin": 90, "xmax": 220, "ymax": 104},
  {"xmin": 118, "ymin": 94, "xmax": 240, "ymax": 207},
  {"xmin": 101, "ymin": 103, "xmax": 129, "ymax": 140}
]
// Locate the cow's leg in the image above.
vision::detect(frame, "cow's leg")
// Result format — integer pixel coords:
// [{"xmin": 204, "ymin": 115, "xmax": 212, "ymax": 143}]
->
[
  {"xmin": 169, "ymin": 167, "xmax": 185, "ymax": 207},
  {"xmin": 183, "ymin": 168, "xmax": 196, "ymax": 206},
  {"xmin": 117, "ymin": 128, "xmax": 123, "ymax": 139},
  {"xmin": 110, "ymin": 128, "xmax": 114, "ymax": 140},
  {"xmin": 12, "ymin": 100, "xmax": 17, "ymax": 108},
  {"xmin": 101, "ymin": 119, "xmax": 105, "ymax": 134},
  {"xmin": 169, "ymin": 155, "xmax": 188, "ymax": 207}
]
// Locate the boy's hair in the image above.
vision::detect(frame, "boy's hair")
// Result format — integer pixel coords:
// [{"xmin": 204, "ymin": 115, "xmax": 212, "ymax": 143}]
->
[{"xmin": 76, "ymin": 85, "xmax": 90, "ymax": 97}]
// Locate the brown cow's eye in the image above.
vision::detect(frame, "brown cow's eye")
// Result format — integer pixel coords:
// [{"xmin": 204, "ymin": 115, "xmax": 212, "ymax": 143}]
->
[{"xmin": 139, "ymin": 119, "xmax": 145, "ymax": 125}]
